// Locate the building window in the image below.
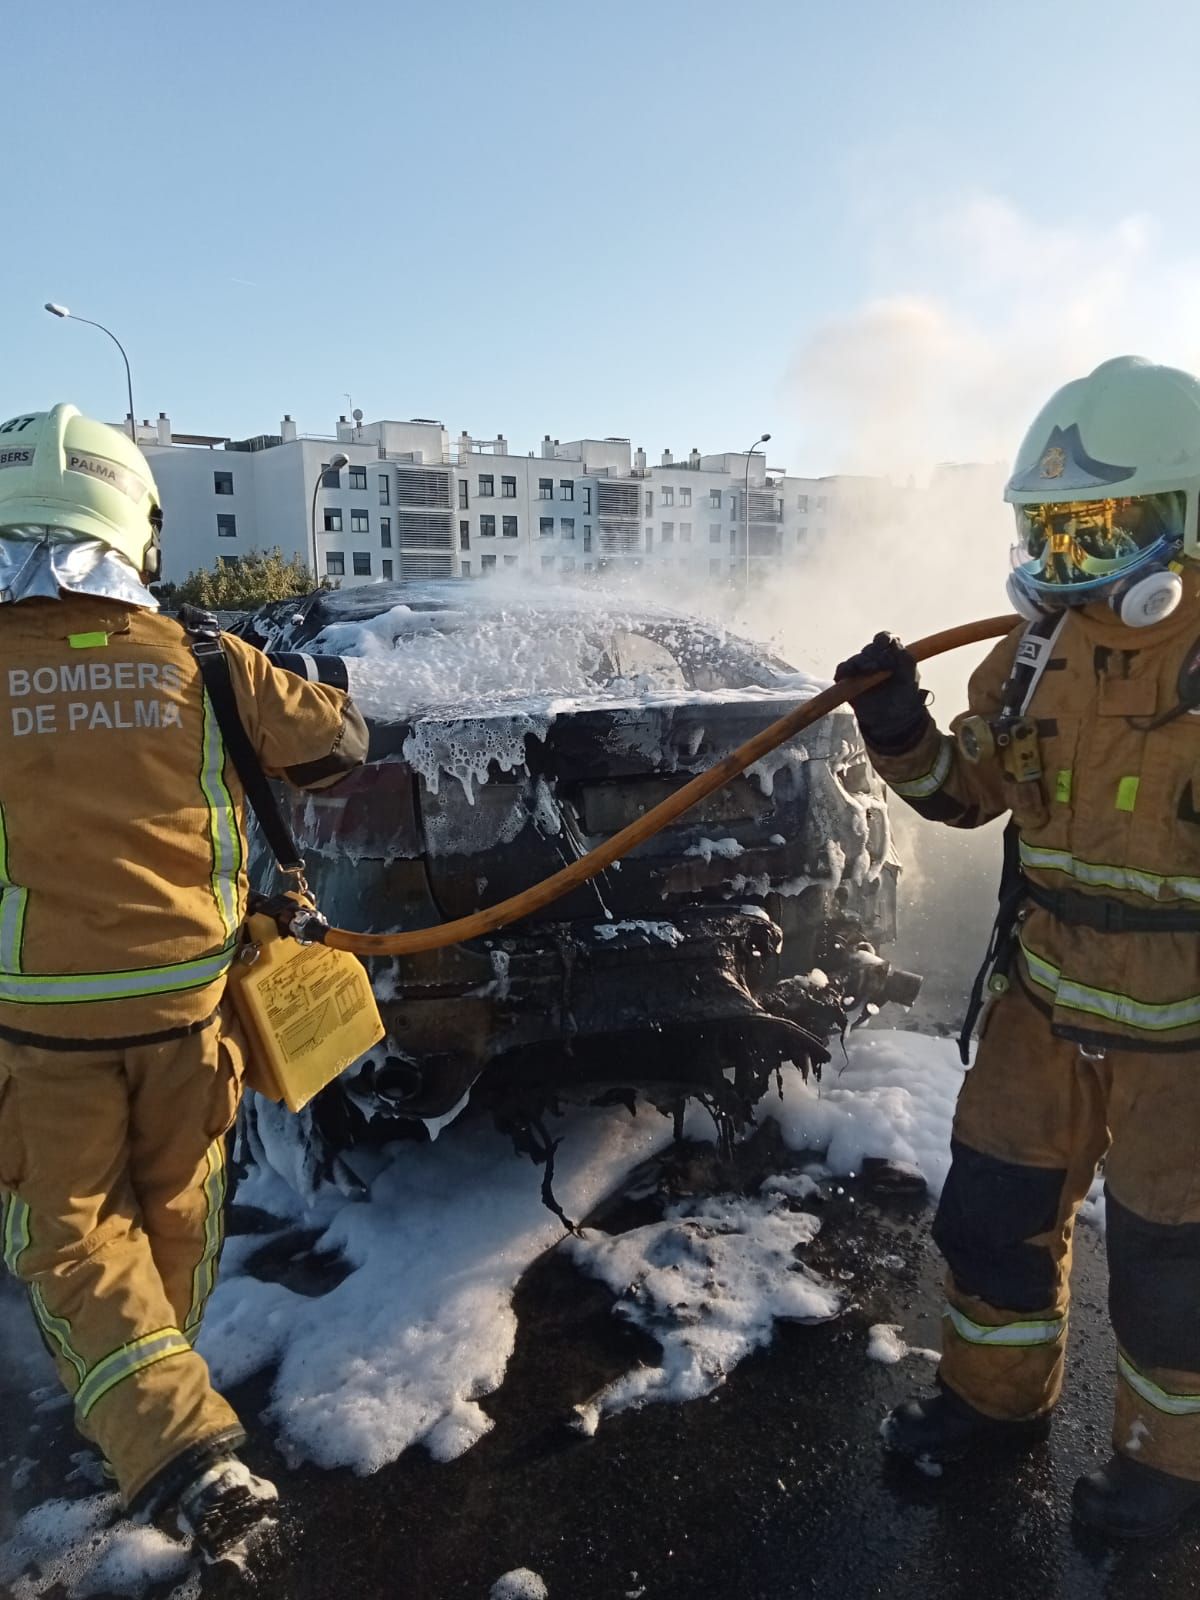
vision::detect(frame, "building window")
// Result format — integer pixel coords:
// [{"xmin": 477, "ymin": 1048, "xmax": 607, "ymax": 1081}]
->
[
  {"xmin": 501, "ymin": 475, "xmax": 517, "ymax": 498},
  {"xmin": 326, "ymin": 551, "xmax": 345, "ymax": 576},
  {"xmin": 460, "ymin": 560, "xmax": 471, "ymax": 577},
  {"xmin": 481, "ymin": 554, "xmax": 497, "ymax": 574},
  {"xmin": 679, "ymin": 487, "xmax": 691, "ymax": 507},
  {"xmin": 645, "ymin": 528, "xmax": 654, "ymax": 551},
  {"xmin": 352, "ymin": 552, "xmax": 372, "ymax": 576},
  {"xmin": 459, "ymin": 521, "xmax": 470, "ymax": 549},
  {"xmin": 662, "ymin": 522, "xmax": 674, "ymax": 544},
  {"xmin": 680, "ymin": 523, "xmax": 693, "ymax": 543},
  {"xmin": 561, "ymin": 518, "xmax": 575, "ymax": 540},
  {"xmin": 324, "ymin": 508, "xmax": 342, "ymax": 533},
  {"xmin": 562, "ymin": 558, "xmax": 576, "ymax": 574},
  {"xmin": 661, "ymin": 486, "xmax": 674, "ymax": 507},
  {"xmin": 797, "ymin": 494, "xmax": 809, "ymax": 512},
  {"xmin": 348, "ymin": 466, "xmax": 367, "ymax": 492},
  {"xmin": 541, "ymin": 554, "xmax": 555, "ymax": 570},
  {"xmin": 478, "ymin": 473, "xmax": 494, "ymax": 497},
  {"xmin": 502, "ymin": 516, "xmax": 518, "ymax": 538},
  {"xmin": 214, "ymin": 471, "xmax": 234, "ymax": 496},
  {"xmin": 480, "ymin": 514, "xmax": 496, "ymax": 537},
  {"xmin": 321, "ymin": 463, "xmax": 342, "ymax": 489},
  {"xmin": 219, "ymin": 554, "xmax": 240, "ymax": 569},
  {"xmin": 709, "ymin": 523, "xmax": 723, "ymax": 544},
  {"xmin": 504, "ymin": 554, "xmax": 517, "ymax": 568},
  {"xmin": 582, "ymin": 486, "xmax": 592, "ymax": 513},
  {"xmin": 710, "ymin": 489, "xmax": 722, "ymax": 509},
  {"xmin": 380, "ymin": 517, "xmax": 392, "ymax": 548},
  {"xmin": 216, "ymin": 513, "xmax": 237, "ymax": 538},
  {"xmin": 459, "ymin": 480, "xmax": 469, "ymax": 509},
  {"xmin": 816, "ymin": 496, "xmax": 827, "ymax": 510},
  {"xmin": 350, "ymin": 509, "xmax": 370, "ymax": 534},
  {"xmin": 378, "ymin": 475, "xmax": 391, "ymax": 505},
  {"xmin": 559, "ymin": 480, "xmax": 574, "ymax": 501},
  {"xmin": 583, "ymin": 525, "xmax": 592, "ymax": 552},
  {"xmin": 710, "ymin": 559, "xmax": 723, "ymax": 577},
  {"xmin": 539, "ymin": 517, "xmax": 554, "ymax": 537},
  {"xmin": 645, "ymin": 490, "xmax": 654, "ymax": 515},
  {"xmin": 539, "ymin": 478, "xmax": 553, "ymax": 499},
  {"xmin": 382, "ymin": 559, "xmax": 394, "ymax": 580}
]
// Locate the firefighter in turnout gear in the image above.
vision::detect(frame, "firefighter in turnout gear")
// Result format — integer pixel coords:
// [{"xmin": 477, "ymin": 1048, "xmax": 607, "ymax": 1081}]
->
[
  {"xmin": 838, "ymin": 356, "xmax": 1200, "ymax": 1540},
  {"xmin": 0, "ymin": 406, "xmax": 368, "ymax": 1565}
]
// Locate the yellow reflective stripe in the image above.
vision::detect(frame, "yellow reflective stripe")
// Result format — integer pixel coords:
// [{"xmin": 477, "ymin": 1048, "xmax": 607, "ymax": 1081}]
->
[
  {"xmin": 199, "ymin": 694, "xmax": 243, "ymax": 943},
  {"xmin": 1019, "ymin": 935, "xmax": 1200, "ymax": 1033},
  {"xmin": 75, "ymin": 1328, "xmax": 192, "ymax": 1420},
  {"xmin": 1115, "ymin": 776, "xmax": 1140, "ymax": 813},
  {"xmin": 185, "ymin": 1138, "xmax": 228, "ymax": 1339},
  {"xmin": 1020, "ymin": 839, "xmax": 1200, "ymax": 904},
  {"xmin": 890, "ymin": 737, "xmax": 953, "ymax": 799},
  {"xmin": 0, "ymin": 942, "xmax": 237, "ymax": 1005},
  {"xmin": 2, "ymin": 1197, "xmax": 87, "ymax": 1382},
  {"xmin": 1054, "ymin": 769, "xmax": 1073, "ymax": 805},
  {"xmin": 0, "ymin": 803, "xmax": 27, "ymax": 975},
  {"xmin": 945, "ymin": 1304, "xmax": 1066, "ymax": 1348},
  {"xmin": 1118, "ymin": 1352, "xmax": 1200, "ymax": 1417}
]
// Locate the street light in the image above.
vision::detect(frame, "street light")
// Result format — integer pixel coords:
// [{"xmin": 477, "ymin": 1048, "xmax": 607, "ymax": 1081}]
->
[
  {"xmin": 44, "ymin": 303, "xmax": 137, "ymax": 443},
  {"xmin": 743, "ymin": 432, "xmax": 771, "ymax": 597},
  {"xmin": 311, "ymin": 451, "xmax": 350, "ymax": 583}
]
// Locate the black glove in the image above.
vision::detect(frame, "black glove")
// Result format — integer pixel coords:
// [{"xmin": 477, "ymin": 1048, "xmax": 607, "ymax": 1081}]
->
[{"xmin": 835, "ymin": 632, "xmax": 930, "ymax": 754}]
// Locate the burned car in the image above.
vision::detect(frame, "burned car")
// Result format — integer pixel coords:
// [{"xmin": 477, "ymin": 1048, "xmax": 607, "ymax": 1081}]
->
[{"xmin": 232, "ymin": 583, "xmax": 919, "ymax": 1188}]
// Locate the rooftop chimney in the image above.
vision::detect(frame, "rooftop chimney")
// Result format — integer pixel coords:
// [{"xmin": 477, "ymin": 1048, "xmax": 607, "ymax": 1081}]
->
[
  {"xmin": 156, "ymin": 412, "xmax": 171, "ymax": 446},
  {"xmin": 280, "ymin": 414, "xmax": 297, "ymax": 443},
  {"xmin": 689, "ymin": 446, "xmax": 700, "ymax": 469},
  {"xmin": 634, "ymin": 446, "xmax": 647, "ymax": 472},
  {"xmin": 661, "ymin": 448, "xmax": 673, "ymax": 466}
]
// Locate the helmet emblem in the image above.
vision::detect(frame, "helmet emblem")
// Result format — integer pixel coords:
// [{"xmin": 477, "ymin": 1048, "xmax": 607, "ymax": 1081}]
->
[{"xmin": 1040, "ymin": 446, "xmax": 1066, "ymax": 479}]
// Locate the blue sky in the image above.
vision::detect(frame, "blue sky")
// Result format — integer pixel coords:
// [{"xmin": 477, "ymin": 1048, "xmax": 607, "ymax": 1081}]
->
[{"xmin": 4, "ymin": 0, "xmax": 1198, "ymax": 473}]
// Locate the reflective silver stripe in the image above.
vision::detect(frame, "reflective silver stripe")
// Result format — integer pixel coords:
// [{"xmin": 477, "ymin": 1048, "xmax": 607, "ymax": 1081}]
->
[
  {"xmin": 945, "ymin": 1304, "xmax": 1066, "ymax": 1347},
  {"xmin": 1020, "ymin": 840, "xmax": 1200, "ymax": 905},
  {"xmin": 890, "ymin": 737, "xmax": 953, "ymax": 799},
  {"xmin": 1019, "ymin": 936, "xmax": 1200, "ymax": 1033},
  {"xmin": 1119, "ymin": 1352, "xmax": 1200, "ymax": 1417},
  {"xmin": 2, "ymin": 1196, "xmax": 86, "ymax": 1382},
  {"xmin": 185, "ymin": 1138, "xmax": 227, "ymax": 1339},
  {"xmin": 75, "ymin": 1327, "xmax": 192, "ymax": 1420},
  {"xmin": 297, "ymin": 653, "xmax": 318, "ymax": 681},
  {"xmin": 0, "ymin": 942, "xmax": 237, "ymax": 1005},
  {"xmin": 199, "ymin": 694, "xmax": 243, "ymax": 942},
  {"xmin": 0, "ymin": 803, "xmax": 26, "ymax": 974}
]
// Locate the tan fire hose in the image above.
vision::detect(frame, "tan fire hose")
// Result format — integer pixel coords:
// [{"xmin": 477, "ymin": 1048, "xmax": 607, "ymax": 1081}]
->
[{"xmin": 321, "ymin": 614, "xmax": 1017, "ymax": 958}]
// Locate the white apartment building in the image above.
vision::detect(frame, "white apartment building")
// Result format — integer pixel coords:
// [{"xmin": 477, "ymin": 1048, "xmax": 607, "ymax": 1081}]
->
[{"xmin": 128, "ymin": 408, "xmax": 915, "ymax": 589}]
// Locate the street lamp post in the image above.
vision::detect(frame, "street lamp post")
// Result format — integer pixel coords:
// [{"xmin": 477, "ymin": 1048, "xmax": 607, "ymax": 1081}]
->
[
  {"xmin": 44, "ymin": 304, "xmax": 137, "ymax": 443},
  {"xmin": 311, "ymin": 451, "xmax": 350, "ymax": 583},
  {"xmin": 742, "ymin": 432, "xmax": 771, "ymax": 597}
]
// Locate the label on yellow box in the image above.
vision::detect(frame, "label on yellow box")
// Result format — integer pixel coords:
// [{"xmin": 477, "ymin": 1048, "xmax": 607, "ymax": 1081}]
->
[{"xmin": 228, "ymin": 914, "xmax": 385, "ymax": 1112}]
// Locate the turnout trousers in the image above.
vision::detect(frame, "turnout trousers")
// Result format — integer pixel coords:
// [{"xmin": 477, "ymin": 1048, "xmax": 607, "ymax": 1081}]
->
[
  {"xmin": 934, "ymin": 980, "xmax": 1200, "ymax": 1479},
  {"xmin": 0, "ymin": 1011, "xmax": 247, "ymax": 1507}
]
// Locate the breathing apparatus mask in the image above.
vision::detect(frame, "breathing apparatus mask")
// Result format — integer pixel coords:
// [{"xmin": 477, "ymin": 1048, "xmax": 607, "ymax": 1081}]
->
[{"xmin": 1006, "ymin": 490, "xmax": 1186, "ymax": 628}]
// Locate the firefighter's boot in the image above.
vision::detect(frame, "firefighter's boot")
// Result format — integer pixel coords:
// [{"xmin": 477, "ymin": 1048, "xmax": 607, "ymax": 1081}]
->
[
  {"xmin": 1073, "ymin": 1454, "xmax": 1200, "ymax": 1540},
  {"xmin": 881, "ymin": 1386, "xmax": 1051, "ymax": 1463},
  {"xmin": 173, "ymin": 1456, "xmax": 280, "ymax": 1570}
]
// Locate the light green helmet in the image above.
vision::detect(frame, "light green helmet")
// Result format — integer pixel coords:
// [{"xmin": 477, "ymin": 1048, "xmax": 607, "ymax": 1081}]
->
[
  {"xmin": 0, "ymin": 404, "xmax": 162, "ymax": 575},
  {"xmin": 1004, "ymin": 357, "xmax": 1200, "ymax": 625}
]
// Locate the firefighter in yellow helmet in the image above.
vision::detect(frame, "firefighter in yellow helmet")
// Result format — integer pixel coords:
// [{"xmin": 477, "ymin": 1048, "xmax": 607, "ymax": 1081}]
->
[
  {"xmin": 838, "ymin": 356, "xmax": 1200, "ymax": 1540},
  {"xmin": 0, "ymin": 406, "xmax": 367, "ymax": 1565}
]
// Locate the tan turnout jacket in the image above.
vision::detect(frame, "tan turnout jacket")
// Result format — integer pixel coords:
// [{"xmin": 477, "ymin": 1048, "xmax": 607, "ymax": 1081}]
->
[
  {"xmin": 0, "ymin": 596, "xmax": 366, "ymax": 1042},
  {"xmin": 869, "ymin": 573, "xmax": 1200, "ymax": 1051}
]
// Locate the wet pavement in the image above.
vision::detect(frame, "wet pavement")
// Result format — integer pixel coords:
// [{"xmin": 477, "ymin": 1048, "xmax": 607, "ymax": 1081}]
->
[{"xmin": 3, "ymin": 1147, "xmax": 1200, "ymax": 1600}]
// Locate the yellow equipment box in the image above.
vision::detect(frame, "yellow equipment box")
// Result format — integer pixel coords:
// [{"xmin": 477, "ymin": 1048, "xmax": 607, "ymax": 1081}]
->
[{"xmin": 228, "ymin": 912, "xmax": 385, "ymax": 1113}]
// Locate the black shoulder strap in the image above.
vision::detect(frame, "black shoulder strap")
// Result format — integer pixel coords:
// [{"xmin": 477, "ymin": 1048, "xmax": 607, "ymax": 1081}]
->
[{"xmin": 179, "ymin": 607, "xmax": 305, "ymax": 876}]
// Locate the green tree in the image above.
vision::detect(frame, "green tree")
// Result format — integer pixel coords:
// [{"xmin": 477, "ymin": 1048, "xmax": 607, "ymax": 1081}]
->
[{"xmin": 168, "ymin": 548, "xmax": 320, "ymax": 611}]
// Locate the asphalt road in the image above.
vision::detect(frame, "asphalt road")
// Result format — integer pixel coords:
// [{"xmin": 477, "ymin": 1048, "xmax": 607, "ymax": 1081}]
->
[{"xmin": 3, "ymin": 1135, "xmax": 1200, "ymax": 1600}]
